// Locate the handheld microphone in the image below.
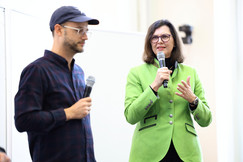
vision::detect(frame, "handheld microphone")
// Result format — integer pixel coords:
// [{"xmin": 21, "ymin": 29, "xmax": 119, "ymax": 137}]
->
[
  {"xmin": 83, "ymin": 76, "xmax": 95, "ymax": 98},
  {"xmin": 157, "ymin": 52, "xmax": 168, "ymax": 88}
]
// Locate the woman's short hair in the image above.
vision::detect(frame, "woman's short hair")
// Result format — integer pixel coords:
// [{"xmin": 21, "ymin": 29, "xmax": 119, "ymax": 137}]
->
[{"xmin": 143, "ymin": 19, "xmax": 184, "ymax": 64}]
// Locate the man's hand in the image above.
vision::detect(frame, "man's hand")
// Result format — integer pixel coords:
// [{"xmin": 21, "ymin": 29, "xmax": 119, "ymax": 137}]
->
[{"xmin": 64, "ymin": 97, "xmax": 92, "ymax": 121}]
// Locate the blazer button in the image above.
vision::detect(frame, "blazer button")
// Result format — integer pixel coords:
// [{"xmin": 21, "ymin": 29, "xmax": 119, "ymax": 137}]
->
[
  {"xmin": 169, "ymin": 114, "xmax": 173, "ymax": 118},
  {"xmin": 169, "ymin": 121, "xmax": 173, "ymax": 125},
  {"xmin": 169, "ymin": 100, "xmax": 173, "ymax": 103}
]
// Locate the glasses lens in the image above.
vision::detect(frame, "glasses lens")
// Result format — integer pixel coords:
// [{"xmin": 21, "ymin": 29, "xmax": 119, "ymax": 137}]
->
[
  {"xmin": 162, "ymin": 34, "xmax": 170, "ymax": 42},
  {"xmin": 151, "ymin": 36, "xmax": 159, "ymax": 43},
  {"xmin": 78, "ymin": 28, "xmax": 91, "ymax": 37}
]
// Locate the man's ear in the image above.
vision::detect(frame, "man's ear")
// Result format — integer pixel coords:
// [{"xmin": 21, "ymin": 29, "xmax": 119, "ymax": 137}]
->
[{"xmin": 54, "ymin": 24, "xmax": 63, "ymax": 36}]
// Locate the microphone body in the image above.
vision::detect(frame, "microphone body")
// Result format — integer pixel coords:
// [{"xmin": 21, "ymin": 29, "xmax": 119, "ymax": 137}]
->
[
  {"xmin": 83, "ymin": 76, "xmax": 95, "ymax": 98},
  {"xmin": 157, "ymin": 52, "xmax": 168, "ymax": 88}
]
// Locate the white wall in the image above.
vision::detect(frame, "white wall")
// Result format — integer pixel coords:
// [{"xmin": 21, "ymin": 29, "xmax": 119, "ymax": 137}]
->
[
  {"xmin": 214, "ymin": 0, "xmax": 243, "ymax": 161},
  {"xmin": 214, "ymin": 0, "xmax": 236, "ymax": 161},
  {"xmin": 0, "ymin": 7, "xmax": 7, "ymax": 150},
  {"xmin": 236, "ymin": 0, "xmax": 243, "ymax": 161}
]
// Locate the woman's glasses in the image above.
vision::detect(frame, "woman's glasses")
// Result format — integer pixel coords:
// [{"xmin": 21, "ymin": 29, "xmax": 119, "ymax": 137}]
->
[{"xmin": 151, "ymin": 34, "xmax": 171, "ymax": 43}]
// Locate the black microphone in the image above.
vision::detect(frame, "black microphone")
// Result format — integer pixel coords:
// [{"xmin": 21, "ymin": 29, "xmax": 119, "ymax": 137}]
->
[
  {"xmin": 83, "ymin": 76, "xmax": 95, "ymax": 98},
  {"xmin": 157, "ymin": 52, "xmax": 168, "ymax": 88}
]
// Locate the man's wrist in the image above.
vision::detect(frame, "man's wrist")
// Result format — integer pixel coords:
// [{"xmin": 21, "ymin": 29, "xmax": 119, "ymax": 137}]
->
[{"xmin": 64, "ymin": 108, "xmax": 72, "ymax": 121}]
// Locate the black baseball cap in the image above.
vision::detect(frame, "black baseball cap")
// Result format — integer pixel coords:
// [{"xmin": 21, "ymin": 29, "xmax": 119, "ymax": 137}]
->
[{"xmin": 49, "ymin": 6, "xmax": 99, "ymax": 31}]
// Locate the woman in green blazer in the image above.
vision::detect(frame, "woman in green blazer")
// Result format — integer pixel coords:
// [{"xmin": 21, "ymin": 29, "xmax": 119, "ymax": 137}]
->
[{"xmin": 124, "ymin": 19, "xmax": 212, "ymax": 162}]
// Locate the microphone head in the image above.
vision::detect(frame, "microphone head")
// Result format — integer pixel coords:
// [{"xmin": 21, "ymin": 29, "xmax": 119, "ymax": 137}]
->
[
  {"xmin": 86, "ymin": 76, "xmax": 95, "ymax": 87},
  {"xmin": 157, "ymin": 51, "xmax": 165, "ymax": 61}
]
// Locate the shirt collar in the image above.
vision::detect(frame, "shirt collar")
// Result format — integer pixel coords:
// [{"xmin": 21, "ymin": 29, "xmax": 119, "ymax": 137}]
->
[{"xmin": 44, "ymin": 50, "xmax": 75, "ymax": 69}]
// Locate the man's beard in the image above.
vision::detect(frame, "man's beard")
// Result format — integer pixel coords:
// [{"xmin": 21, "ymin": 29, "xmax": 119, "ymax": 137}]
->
[
  {"xmin": 64, "ymin": 40, "xmax": 83, "ymax": 53},
  {"xmin": 64, "ymin": 33, "xmax": 84, "ymax": 53}
]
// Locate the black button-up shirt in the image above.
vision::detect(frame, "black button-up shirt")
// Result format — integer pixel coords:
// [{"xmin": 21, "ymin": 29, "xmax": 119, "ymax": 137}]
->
[{"xmin": 15, "ymin": 50, "xmax": 96, "ymax": 162}]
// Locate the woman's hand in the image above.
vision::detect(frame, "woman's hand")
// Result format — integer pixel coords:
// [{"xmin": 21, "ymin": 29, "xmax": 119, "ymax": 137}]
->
[
  {"xmin": 150, "ymin": 67, "xmax": 172, "ymax": 92},
  {"xmin": 175, "ymin": 76, "xmax": 196, "ymax": 103}
]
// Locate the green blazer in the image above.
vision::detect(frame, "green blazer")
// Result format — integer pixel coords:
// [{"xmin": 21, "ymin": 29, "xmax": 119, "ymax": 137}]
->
[{"xmin": 125, "ymin": 59, "xmax": 212, "ymax": 162}]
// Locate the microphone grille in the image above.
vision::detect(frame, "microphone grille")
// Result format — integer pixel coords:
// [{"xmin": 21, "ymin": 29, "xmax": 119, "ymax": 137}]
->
[
  {"xmin": 157, "ymin": 52, "xmax": 165, "ymax": 60},
  {"xmin": 86, "ymin": 76, "xmax": 95, "ymax": 87}
]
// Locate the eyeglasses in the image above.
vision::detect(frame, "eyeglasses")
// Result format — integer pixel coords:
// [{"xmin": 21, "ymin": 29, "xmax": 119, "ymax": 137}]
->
[
  {"xmin": 61, "ymin": 25, "xmax": 91, "ymax": 37},
  {"xmin": 151, "ymin": 34, "xmax": 171, "ymax": 43}
]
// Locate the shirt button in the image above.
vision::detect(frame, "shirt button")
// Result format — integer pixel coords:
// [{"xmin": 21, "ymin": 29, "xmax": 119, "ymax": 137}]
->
[
  {"xmin": 169, "ymin": 100, "xmax": 173, "ymax": 103},
  {"xmin": 169, "ymin": 114, "xmax": 173, "ymax": 118},
  {"xmin": 169, "ymin": 121, "xmax": 173, "ymax": 125}
]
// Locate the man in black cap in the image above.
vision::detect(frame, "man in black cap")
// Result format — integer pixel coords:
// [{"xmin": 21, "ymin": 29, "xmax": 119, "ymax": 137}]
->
[{"xmin": 14, "ymin": 6, "xmax": 99, "ymax": 162}]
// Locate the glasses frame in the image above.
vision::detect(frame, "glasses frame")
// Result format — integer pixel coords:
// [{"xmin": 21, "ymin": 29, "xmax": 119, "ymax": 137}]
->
[
  {"xmin": 61, "ymin": 25, "xmax": 91, "ymax": 37},
  {"xmin": 151, "ymin": 34, "xmax": 171, "ymax": 43}
]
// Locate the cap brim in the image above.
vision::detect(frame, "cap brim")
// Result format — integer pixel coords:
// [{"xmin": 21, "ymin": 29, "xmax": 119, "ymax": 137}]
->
[{"xmin": 69, "ymin": 16, "xmax": 99, "ymax": 25}]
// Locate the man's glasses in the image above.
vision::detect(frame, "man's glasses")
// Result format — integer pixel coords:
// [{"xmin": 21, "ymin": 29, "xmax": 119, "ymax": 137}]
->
[
  {"xmin": 151, "ymin": 34, "xmax": 171, "ymax": 43},
  {"xmin": 61, "ymin": 25, "xmax": 91, "ymax": 37}
]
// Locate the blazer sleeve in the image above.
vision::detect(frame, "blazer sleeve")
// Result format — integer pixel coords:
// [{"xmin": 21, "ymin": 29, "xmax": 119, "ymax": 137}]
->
[
  {"xmin": 124, "ymin": 67, "xmax": 158, "ymax": 125},
  {"xmin": 191, "ymin": 68, "xmax": 212, "ymax": 127}
]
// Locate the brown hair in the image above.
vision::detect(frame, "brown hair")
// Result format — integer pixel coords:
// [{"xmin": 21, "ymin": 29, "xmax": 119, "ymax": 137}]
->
[{"xmin": 143, "ymin": 19, "xmax": 184, "ymax": 64}]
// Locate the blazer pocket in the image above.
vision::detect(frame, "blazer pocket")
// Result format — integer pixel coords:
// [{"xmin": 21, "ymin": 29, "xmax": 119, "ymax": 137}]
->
[
  {"xmin": 185, "ymin": 123, "xmax": 197, "ymax": 136},
  {"xmin": 139, "ymin": 124, "xmax": 156, "ymax": 131},
  {"xmin": 139, "ymin": 115, "xmax": 157, "ymax": 131}
]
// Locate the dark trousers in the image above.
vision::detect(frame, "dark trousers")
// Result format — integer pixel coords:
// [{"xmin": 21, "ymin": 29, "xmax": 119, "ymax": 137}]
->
[{"xmin": 160, "ymin": 141, "xmax": 183, "ymax": 162}]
